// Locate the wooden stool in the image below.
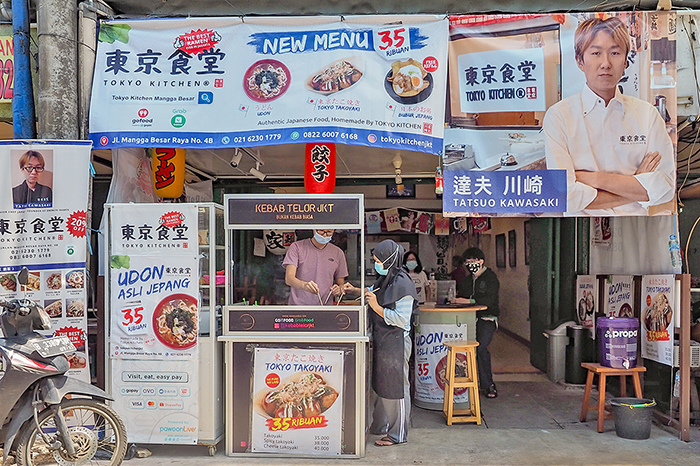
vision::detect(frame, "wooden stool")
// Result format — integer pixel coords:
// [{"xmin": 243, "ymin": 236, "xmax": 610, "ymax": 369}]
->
[
  {"xmin": 579, "ymin": 362, "xmax": 646, "ymax": 433},
  {"xmin": 442, "ymin": 340, "xmax": 481, "ymax": 425}
]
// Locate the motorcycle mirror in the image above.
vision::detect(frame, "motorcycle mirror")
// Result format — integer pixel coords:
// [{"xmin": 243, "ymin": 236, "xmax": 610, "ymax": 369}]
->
[{"xmin": 18, "ymin": 267, "xmax": 29, "ymax": 286}]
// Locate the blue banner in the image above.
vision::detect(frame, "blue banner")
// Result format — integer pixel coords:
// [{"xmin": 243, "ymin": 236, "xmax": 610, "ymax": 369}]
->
[{"xmin": 443, "ymin": 169, "xmax": 567, "ymax": 214}]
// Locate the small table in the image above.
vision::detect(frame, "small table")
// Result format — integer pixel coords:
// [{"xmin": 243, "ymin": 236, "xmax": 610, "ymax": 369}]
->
[{"xmin": 579, "ymin": 362, "xmax": 646, "ymax": 433}]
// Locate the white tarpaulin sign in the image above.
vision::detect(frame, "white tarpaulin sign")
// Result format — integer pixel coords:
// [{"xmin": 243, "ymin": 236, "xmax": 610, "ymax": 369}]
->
[
  {"xmin": 641, "ymin": 275, "xmax": 674, "ymax": 366},
  {"xmin": 575, "ymin": 275, "xmax": 596, "ymax": 336},
  {"xmin": 0, "ymin": 141, "xmax": 92, "ymax": 381},
  {"xmin": 89, "ymin": 16, "xmax": 448, "ymax": 154},
  {"xmin": 603, "ymin": 275, "xmax": 634, "ymax": 318},
  {"xmin": 414, "ymin": 323, "xmax": 469, "ymax": 404},
  {"xmin": 251, "ymin": 348, "xmax": 344, "ymax": 455}
]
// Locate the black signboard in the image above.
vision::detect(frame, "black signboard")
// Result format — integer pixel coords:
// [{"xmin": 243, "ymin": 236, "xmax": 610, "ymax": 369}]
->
[
  {"xmin": 229, "ymin": 308, "xmax": 360, "ymax": 333},
  {"xmin": 226, "ymin": 197, "xmax": 360, "ymax": 227}
]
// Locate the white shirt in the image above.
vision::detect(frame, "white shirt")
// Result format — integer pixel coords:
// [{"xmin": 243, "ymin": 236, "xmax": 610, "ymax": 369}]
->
[
  {"xmin": 407, "ymin": 270, "xmax": 429, "ymax": 304},
  {"xmin": 543, "ymin": 84, "xmax": 674, "ymax": 216}
]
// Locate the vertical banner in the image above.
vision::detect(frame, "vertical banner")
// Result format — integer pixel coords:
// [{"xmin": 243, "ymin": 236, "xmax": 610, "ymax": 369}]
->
[
  {"xmin": 576, "ymin": 275, "xmax": 596, "ymax": 335},
  {"xmin": 414, "ymin": 323, "xmax": 468, "ymax": 404},
  {"xmin": 251, "ymin": 348, "xmax": 344, "ymax": 455},
  {"xmin": 603, "ymin": 275, "xmax": 634, "ymax": 318},
  {"xmin": 0, "ymin": 141, "xmax": 92, "ymax": 382},
  {"xmin": 641, "ymin": 275, "xmax": 674, "ymax": 366},
  {"xmin": 109, "ymin": 203, "xmax": 199, "ymax": 443}
]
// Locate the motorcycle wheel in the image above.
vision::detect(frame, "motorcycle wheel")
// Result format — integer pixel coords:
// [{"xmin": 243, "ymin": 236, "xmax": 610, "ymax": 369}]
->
[{"xmin": 16, "ymin": 399, "xmax": 127, "ymax": 466}]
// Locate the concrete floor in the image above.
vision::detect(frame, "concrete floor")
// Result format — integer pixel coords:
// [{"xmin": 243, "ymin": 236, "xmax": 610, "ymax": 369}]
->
[{"xmin": 129, "ymin": 332, "xmax": 700, "ymax": 465}]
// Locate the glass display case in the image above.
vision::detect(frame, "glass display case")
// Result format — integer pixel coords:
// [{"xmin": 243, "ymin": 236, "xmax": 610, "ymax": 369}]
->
[{"xmin": 197, "ymin": 203, "xmax": 225, "ymax": 454}]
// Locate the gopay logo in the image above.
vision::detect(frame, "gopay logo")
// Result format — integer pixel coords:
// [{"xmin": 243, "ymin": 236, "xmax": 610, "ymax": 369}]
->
[{"xmin": 171, "ymin": 114, "xmax": 186, "ymax": 128}]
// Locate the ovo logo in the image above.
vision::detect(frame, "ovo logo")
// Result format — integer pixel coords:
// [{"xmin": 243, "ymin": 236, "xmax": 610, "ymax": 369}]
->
[{"xmin": 138, "ymin": 108, "xmax": 149, "ymax": 118}]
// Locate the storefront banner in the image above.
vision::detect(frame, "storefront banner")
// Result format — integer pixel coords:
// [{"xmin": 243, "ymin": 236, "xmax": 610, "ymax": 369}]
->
[
  {"xmin": 640, "ymin": 275, "xmax": 674, "ymax": 366},
  {"xmin": 109, "ymin": 203, "xmax": 198, "ymax": 256},
  {"xmin": 111, "ymin": 358, "xmax": 198, "ymax": 444},
  {"xmin": 446, "ymin": 12, "xmax": 677, "ymax": 217},
  {"xmin": 89, "ymin": 16, "xmax": 448, "ymax": 155},
  {"xmin": 576, "ymin": 275, "xmax": 596, "ymax": 335},
  {"xmin": 443, "ymin": 169, "xmax": 567, "ymax": 215},
  {"xmin": 110, "ymin": 254, "xmax": 198, "ymax": 360},
  {"xmin": 0, "ymin": 141, "xmax": 91, "ymax": 379},
  {"xmin": 251, "ymin": 347, "xmax": 344, "ymax": 455},
  {"xmin": 0, "ymin": 36, "xmax": 13, "ymax": 102},
  {"xmin": 414, "ymin": 323, "xmax": 469, "ymax": 404},
  {"xmin": 603, "ymin": 275, "xmax": 634, "ymax": 318}
]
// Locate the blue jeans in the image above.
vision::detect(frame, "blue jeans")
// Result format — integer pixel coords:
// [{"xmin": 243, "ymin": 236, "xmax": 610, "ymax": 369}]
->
[{"xmin": 476, "ymin": 318, "xmax": 497, "ymax": 390}]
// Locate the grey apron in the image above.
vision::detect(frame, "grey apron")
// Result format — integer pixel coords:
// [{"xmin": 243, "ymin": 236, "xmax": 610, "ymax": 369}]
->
[{"xmin": 370, "ymin": 308, "xmax": 405, "ymax": 399}]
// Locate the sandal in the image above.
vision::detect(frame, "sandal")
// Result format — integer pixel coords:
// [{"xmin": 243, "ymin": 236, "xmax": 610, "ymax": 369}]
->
[
  {"xmin": 486, "ymin": 384, "xmax": 498, "ymax": 398},
  {"xmin": 375, "ymin": 436, "xmax": 406, "ymax": 447}
]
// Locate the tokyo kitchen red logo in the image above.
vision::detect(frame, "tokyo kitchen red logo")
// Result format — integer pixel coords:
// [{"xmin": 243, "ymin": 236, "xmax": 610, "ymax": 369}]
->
[
  {"xmin": 174, "ymin": 29, "xmax": 222, "ymax": 55},
  {"xmin": 67, "ymin": 211, "xmax": 87, "ymax": 238}
]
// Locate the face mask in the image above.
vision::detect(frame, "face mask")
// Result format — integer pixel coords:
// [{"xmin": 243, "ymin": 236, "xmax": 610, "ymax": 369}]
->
[
  {"xmin": 314, "ymin": 232, "xmax": 332, "ymax": 244},
  {"xmin": 466, "ymin": 262, "xmax": 481, "ymax": 274},
  {"xmin": 406, "ymin": 260, "xmax": 418, "ymax": 271},
  {"xmin": 375, "ymin": 261, "xmax": 388, "ymax": 276}
]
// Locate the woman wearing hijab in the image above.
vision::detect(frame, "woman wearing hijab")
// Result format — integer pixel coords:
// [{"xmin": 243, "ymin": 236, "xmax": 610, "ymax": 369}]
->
[{"xmin": 344, "ymin": 239, "xmax": 418, "ymax": 446}]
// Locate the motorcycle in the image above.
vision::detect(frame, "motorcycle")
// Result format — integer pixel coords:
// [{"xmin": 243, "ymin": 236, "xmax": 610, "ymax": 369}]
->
[{"xmin": 0, "ymin": 268, "xmax": 127, "ymax": 466}]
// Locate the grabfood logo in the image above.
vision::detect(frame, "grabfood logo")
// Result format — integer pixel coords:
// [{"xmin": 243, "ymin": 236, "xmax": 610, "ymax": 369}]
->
[
  {"xmin": 604, "ymin": 329, "xmax": 638, "ymax": 339},
  {"xmin": 133, "ymin": 108, "xmax": 153, "ymax": 127}
]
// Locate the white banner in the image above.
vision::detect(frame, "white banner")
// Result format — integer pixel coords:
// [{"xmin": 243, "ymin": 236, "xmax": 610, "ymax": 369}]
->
[
  {"xmin": 89, "ymin": 16, "xmax": 448, "ymax": 154},
  {"xmin": 641, "ymin": 275, "xmax": 674, "ymax": 366},
  {"xmin": 603, "ymin": 275, "xmax": 634, "ymax": 318},
  {"xmin": 576, "ymin": 275, "xmax": 596, "ymax": 337},
  {"xmin": 414, "ymin": 323, "xmax": 469, "ymax": 404},
  {"xmin": 0, "ymin": 141, "xmax": 92, "ymax": 380},
  {"xmin": 251, "ymin": 348, "xmax": 344, "ymax": 455},
  {"xmin": 111, "ymin": 358, "xmax": 198, "ymax": 444}
]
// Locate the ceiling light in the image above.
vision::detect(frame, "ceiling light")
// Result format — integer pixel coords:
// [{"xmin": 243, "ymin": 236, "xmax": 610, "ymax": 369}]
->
[
  {"xmin": 230, "ymin": 148, "xmax": 243, "ymax": 168},
  {"xmin": 249, "ymin": 161, "xmax": 267, "ymax": 181}
]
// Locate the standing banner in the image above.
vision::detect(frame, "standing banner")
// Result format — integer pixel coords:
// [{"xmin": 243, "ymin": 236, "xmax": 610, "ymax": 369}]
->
[
  {"xmin": 109, "ymin": 203, "xmax": 199, "ymax": 443},
  {"xmin": 575, "ymin": 275, "xmax": 596, "ymax": 335},
  {"xmin": 414, "ymin": 323, "xmax": 469, "ymax": 405},
  {"xmin": 89, "ymin": 16, "xmax": 448, "ymax": 155},
  {"xmin": 0, "ymin": 141, "xmax": 92, "ymax": 382},
  {"xmin": 445, "ymin": 12, "xmax": 677, "ymax": 217},
  {"xmin": 603, "ymin": 275, "xmax": 634, "ymax": 318},
  {"xmin": 641, "ymin": 275, "xmax": 674, "ymax": 366},
  {"xmin": 251, "ymin": 348, "xmax": 344, "ymax": 455}
]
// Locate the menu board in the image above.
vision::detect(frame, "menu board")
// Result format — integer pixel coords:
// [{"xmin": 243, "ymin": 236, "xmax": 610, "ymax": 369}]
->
[
  {"xmin": 0, "ymin": 141, "xmax": 92, "ymax": 381},
  {"xmin": 89, "ymin": 16, "xmax": 448, "ymax": 154},
  {"xmin": 640, "ymin": 275, "xmax": 674, "ymax": 366},
  {"xmin": 251, "ymin": 348, "xmax": 344, "ymax": 455}
]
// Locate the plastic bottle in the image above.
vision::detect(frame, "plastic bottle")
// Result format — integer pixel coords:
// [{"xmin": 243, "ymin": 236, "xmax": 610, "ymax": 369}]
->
[
  {"xmin": 669, "ymin": 234, "xmax": 681, "ymax": 270},
  {"xmin": 435, "ymin": 166, "xmax": 443, "ymax": 194}
]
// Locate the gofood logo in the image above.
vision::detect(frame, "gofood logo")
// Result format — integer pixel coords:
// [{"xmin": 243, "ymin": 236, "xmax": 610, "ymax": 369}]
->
[
  {"xmin": 604, "ymin": 329, "xmax": 638, "ymax": 339},
  {"xmin": 133, "ymin": 108, "xmax": 153, "ymax": 127}
]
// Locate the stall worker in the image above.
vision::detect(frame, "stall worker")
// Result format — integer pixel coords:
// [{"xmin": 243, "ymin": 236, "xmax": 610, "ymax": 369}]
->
[
  {"xmin": 451, "ymin": 247, "xmax": 500, "ymax": 399},
  {"xmin": 403, "ymin": 250, "xmax": 430, "ymax": 305},
  {"xmin": 343, "ymin": 240, "xmax": 418, "ymax": 446},
  {"xmin": 282, "ymin": 229, "xmax": 348, "ymax": 305}
]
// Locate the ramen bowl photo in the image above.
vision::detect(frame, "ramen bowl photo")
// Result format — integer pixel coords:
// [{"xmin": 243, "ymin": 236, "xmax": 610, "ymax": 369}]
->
[
  {"xmin": 243, "ymin": 59, "xmax": 291, "ymax": 102},
  {"xmin": 152, "ymin": 293, "xmax": 198, "ymax": 350}
]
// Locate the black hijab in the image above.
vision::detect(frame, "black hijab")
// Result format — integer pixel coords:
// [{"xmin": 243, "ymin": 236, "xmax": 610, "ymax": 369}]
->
[{"xmin": 371, "ymin": 239, "xmax": 419, "ymax": 308}]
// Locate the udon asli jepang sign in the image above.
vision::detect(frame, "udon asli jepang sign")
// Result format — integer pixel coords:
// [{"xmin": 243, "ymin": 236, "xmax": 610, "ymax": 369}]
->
[{"xmin": 110, "ymin": 255, "xmax": 198, "ymax": 360}]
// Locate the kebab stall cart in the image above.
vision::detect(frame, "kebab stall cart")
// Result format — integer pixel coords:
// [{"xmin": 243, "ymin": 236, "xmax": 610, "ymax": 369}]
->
[
  {"xmin": 104, "ymin": 202, "xmax": 225, "ymax": 454},
  {"xmin": 221, "ymin": 193, "xmax": 367, "ymax": 458}
]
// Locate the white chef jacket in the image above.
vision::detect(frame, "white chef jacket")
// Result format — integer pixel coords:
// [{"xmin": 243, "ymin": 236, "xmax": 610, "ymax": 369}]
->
[{"xmin": 543, "ymin": 84, "xmax": 674, "ymax": 216}]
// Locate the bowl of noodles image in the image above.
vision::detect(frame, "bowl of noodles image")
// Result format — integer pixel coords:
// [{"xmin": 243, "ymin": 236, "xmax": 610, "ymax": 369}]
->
[
  {"xmin": 152, "ymin": 294, "xmax": 198, "ymax": 350},
  {"xmin": 253, "ymin": 372, "xmax": 339, "ymax": 419}
]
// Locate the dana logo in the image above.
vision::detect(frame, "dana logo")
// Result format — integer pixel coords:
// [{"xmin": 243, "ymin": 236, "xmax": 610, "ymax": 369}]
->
[
  {"xmin": 604, "ymin": 329, "xmax": 638, "ymax": 339},
  {"xmin": 138, "ymin": 108, "xmax": 149, "ymax": 118}
]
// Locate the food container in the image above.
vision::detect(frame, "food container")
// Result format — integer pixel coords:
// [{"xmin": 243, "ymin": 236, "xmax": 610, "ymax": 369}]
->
[{"xmin": 597, "ymin": 317, "xmax": 639, "ymax": 369}]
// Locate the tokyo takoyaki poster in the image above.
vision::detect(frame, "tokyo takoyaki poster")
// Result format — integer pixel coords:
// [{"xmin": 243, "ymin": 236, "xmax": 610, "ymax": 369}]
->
[
  {"xmin": 641, "ymin": 275, "xmax": 674, "ymax": 366},
  {"xmin": 575, "ymin": 276, "xmax": 596, "ymax": 336},
  {"xmin": 251, "ymin": 348, "xmax": 344, "ymax": 455},
  {"xmin": 89, "ymin": 16, "xmax": 448, "ymax": 155}
]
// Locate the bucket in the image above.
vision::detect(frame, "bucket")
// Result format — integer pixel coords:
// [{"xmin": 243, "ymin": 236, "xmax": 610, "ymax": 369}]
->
[
  {"xmin": 597, "ymin": 317, "xmax": 639, "ymax": 368},
  {"xmin": 610, "ymin": 398, "xmax": 656, "ymax": 439}
]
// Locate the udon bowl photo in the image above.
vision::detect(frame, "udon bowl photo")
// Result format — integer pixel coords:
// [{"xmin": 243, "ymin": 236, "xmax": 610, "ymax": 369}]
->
[
  {"xmin": 152, "ymin": 294, "xmax": 198, "ymax": 350},
  {"xmin": 254, "ymin": 372, "xmax": 339, "ymax": 419}
]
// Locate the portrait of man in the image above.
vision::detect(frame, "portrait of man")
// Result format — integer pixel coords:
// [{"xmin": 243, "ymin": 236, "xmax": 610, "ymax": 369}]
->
[
  {"xmin": 543, "ymin": 17, "xmax": 675, "ymax": 216},
  {"xmin": 12, "ymin": 149, "xmax": 54, "ymax": 209}
]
